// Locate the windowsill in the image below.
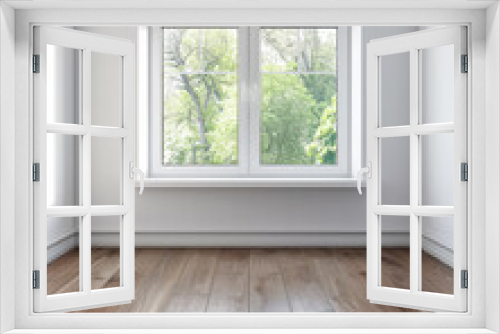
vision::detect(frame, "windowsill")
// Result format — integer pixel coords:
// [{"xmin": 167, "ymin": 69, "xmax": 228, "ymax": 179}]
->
[{"xmin": 136, "ymin": 177, "xmax": 363, "ymax": 188}]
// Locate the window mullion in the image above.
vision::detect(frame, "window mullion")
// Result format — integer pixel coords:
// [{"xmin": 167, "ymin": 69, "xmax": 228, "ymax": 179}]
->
[{"xmin": 248, "ymin": 27, "xmax": 261, "ymax": 174}]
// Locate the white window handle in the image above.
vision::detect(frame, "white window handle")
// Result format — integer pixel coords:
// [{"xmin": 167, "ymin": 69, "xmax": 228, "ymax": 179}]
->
[
  {"xmin": 129, "ymin": 162, "xmax": 145, "ymax": 195},
  {"xmin": 357, "ymin": 162, "xmax": 372, "ymax": 195}
]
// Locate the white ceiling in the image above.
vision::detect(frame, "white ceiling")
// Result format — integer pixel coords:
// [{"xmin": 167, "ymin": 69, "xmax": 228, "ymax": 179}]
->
[{"xmin": 4, "ymin": 0, "xmax": 497, "ymax": 10}]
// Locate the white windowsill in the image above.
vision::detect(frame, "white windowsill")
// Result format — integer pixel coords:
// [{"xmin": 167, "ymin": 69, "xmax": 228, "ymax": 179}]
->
[{"xmin": 136, "ymin": 178, "xmax": 363, "ymax": 188}]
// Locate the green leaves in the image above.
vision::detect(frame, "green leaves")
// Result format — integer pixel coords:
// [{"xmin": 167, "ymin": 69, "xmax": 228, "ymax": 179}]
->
[
  {"xmin": 162, "ymin": 28, "xmax": 338, "ymax": 167},
  {"xmin": 306, "ymin": 96, "xmax": 338, "ymax": 165}
]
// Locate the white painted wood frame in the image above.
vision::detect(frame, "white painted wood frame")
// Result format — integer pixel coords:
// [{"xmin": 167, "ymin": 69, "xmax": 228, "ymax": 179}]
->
[
  {"xmin": 9, "ymin": 6, "xmax": 490, "ymax": 333},
  {"xmin": 248, "ymin": 26, "xmax": 350, "ymax": 177},
  {"xmin": 149, "ymin": 26, "xmax": 250, "ymax": 178},
  {"xmin": 366, "ymin": 26, "xmax": 467, "ymax": 312},
  {"xmin": 33, "ymin": 26, "xmax": 136, "ymax": 313}
]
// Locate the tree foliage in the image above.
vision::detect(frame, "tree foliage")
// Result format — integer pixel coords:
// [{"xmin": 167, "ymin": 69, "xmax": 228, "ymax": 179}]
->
[{"xmin": 162, "ymin": 28, "xmax": 338, "ymax": 166}]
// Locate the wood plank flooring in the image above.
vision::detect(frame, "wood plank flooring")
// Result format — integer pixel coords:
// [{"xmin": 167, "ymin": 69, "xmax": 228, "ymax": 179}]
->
[{"xmin": 45, "ymin": 248, "xmax": 453, "ymax": 313}]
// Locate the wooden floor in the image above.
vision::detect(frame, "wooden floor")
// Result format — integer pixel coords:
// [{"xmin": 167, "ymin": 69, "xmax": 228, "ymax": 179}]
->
[{"xmin": 46, "ymin": 248, "xmax": 453, "ymax": 313}]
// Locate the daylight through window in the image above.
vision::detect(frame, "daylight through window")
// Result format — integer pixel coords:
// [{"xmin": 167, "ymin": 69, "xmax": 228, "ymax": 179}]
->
[{"xmin": 155, "ymin": 27, "xmax": 346, "ymax": 177}]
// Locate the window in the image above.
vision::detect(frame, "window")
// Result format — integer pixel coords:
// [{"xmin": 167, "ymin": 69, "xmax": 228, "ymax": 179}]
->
[
  {"xmin": 259, "ymin": 28, "xmax": 338, "ymax": 166},
  {"xmin": 162, "ymin": 28, "xmax": 239, "ymax": 166},
  {"xmin": 149, "ymin": 27, "xmax": 351, "ymax": 178}
]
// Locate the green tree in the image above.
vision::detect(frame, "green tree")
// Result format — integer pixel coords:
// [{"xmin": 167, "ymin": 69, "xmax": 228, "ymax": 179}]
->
[
  {"xmin": 306, "ymin": 96, "xmax": 338, "ymax": 164},
  {"xmin": 162, "ymin": 28, "xmax": 338, "ymax": 167},
  {"xmin": 261, "ymin": 72, "xmax": 318, "ymax": 164},
  {"xmin": 163, "ymin": 29, "xmax": 238, "ymax": 165}
]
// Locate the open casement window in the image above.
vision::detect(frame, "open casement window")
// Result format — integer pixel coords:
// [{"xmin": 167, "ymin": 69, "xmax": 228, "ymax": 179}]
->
[
  {"xmin": 33, "ymin": 26, "xmax": 137, "ymax": 312},
  {"xmin": 365, "ymin": 26, "xmax": 467, "ymax": 312}
]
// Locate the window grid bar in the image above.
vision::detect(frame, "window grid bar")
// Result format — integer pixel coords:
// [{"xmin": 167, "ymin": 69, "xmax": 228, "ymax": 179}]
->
[
  {"xmin": 163, "ymin": 71, "xmax": 236, "ymax": 75},
  {"xmin": 409, "ymin": 47, "xmax": 420, "ymax": 295},
  {"xmin": 261, "ymin": 71, "xmax": 337, "ymax": 75},
  {"xmin": 81, "ymin": 47, "xmax": 92, "ymax": 295},
  {"xmin": 372, "ymin": 123, "xmax": 454, "ymax": 138},
  {"xmin": 373, "ymin": 205, "xmax": 455, "ymax": 217}
]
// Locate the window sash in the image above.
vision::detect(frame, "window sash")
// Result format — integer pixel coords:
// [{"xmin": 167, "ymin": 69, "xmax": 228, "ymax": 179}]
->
[
  {"xmin": 149, "ymin": 26, "xmax": 350, "ymax": 178},
  {"xmin": 249, "ymin": 27, "xmax": 350, "ymax": 177}
]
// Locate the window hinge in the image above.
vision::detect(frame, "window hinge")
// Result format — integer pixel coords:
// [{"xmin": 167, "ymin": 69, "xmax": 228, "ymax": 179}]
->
[
  {"xmin": 33, "ymin": 163, "xmax": 40, "ymax": 182},
  {"xmin": 461, "ymin": 270, "xmax": 468, "ymax": 289},
  {"xmin": 33, "ymin": 54, "xmax": 40, "ymax": 73},
  {"xmin": 461, "ymin": 162, "xmax": 468, "ymax": 182},
  {"xmin": 461, "ymin": 54, "xmax": 468, "ymax": 73},
  {"xmin": 33, "ymin": 270, "xmax": 40, "ymax": 289}
]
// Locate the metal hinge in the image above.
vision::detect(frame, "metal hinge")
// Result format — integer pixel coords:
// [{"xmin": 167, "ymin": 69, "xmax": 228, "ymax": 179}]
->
[
  {"xmin": 33, "ymin": 54, "xmax": 40, "ymax": 73},
  {"xmin": 461, "ymin": 54, "xmax": 468, "ymax": 73},
  {"xmin": 33, "ymin": 270, "xmax": 40, "ymax": 289},
  {"xmin": 461, "ymin": 162, "xmax": 468, "ymax": 182},
  {"xmin": 461, "ymin": 270, "xmax": 468, "ymax": 289},
  {"xmin": 33, "ymin": 163, "xmax": 40, "ymax": 182}
]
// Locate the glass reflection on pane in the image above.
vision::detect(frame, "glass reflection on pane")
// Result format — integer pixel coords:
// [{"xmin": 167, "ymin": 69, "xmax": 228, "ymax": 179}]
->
[
  {"xmin": 91, "ymin": 137, "xmax": 122, "ymax": 205},
  {"xmin": 380, "ymin": 215, "xmax": 410, "ymax": 290},
  {"xmin": 421, "ymin": 44, "xmax": 454, "ymax": 124},
  {"xmin": 47, "ymin": 217, "xmax": 81, "ymax": 295},
  {"xmin": 91, "ymin": 52, "xmax": 123, "ymax": 127},
  {"xmin": 91, "ymin": 216, "xmax": 121, "ymax": 290},
  {"xmin": 46, "ymin": 44, "xmax": 82, "ymax": 124},
  {"xmin": 381, "ymin": 136, "xmax": 410, "ymax": 205},
  {"xmin": 46, "ymin": 133, "xmax": 81, "ymax": 207},
  {"xmin": 421, "ymin": 216, "xmax": 454, "ymax": 295},
  {"xmin": 380, "ymin": 52, "xmax": 410, "ymax": 127},
  {"xmin": 421, "ymin": 133, "xmax": 454, "ymax": 206}
]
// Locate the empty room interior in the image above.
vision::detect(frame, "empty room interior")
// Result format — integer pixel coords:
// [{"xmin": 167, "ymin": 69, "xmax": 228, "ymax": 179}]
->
[{"xmin": 43, "ymin": 24, "xmax": 458, "ymax": 314}]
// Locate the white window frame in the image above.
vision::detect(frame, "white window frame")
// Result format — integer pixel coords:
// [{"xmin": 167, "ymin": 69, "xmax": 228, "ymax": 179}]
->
[
  {"xmin": 149, "ymin": 26, "xmax": 250, "ymax": 178},
  {"xmin": 32, "ymin": 26, "xmax": 136, "ymax": 313},
  {"xmin": 365, "ymin": 26, "xmax": 467, "ymax": 313},
  {"xmin": 249, "ymin": 26, "xmax": 350, "ymax": 178},
  {"xmin": 6, "ymin": 5, "xmax": 496, "ymax": 334},
  {"xmin": 148, "ymin": 26, "xmax": 351, "ymax": 179}
]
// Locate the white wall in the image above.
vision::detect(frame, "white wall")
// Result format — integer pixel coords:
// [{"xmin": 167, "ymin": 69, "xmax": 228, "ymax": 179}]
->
[
  {"xmin": 129, "ymin": 26, "xmax": 417, "ymax": 246},
  {"xmin": 485, "ymin": 3, "xmax": 500, "ymax": 331},
  {"xmin": 0, "ymin": 2, "xmax": 16, "ymax": 332},
  {"xmin": 50, "ymin": 26, "xmax": 422, "ymax": 247}
]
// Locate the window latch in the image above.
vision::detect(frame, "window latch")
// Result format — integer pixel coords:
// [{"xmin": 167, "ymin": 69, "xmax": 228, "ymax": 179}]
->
[
  {"xmin": 129, "ymin": 162, "xmax": 145, "ymax": 195},
  {"xmin": 357, "ymin": 162, "xmax": 372, "ymax": 195}
]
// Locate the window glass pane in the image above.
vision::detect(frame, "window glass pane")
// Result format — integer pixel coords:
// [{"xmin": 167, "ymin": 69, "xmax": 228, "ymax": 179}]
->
[
  {"xmin": 91, "ymin": 137, "xmax": 122, "ymax": 205},
  {"xmin": 47, "ymin": 217, "xmax": 80, "ymax": 295},
  {"xmin": 421, "ymin": 133, "xmax": 454, "ymax": 206},
  {"xmin": 421, "ymin": 44, "xmax": 454, "ymax": 124},
  {"xmin": 261, "ymin": 28, "xmax": 299, "ymax": 72},
  {"xmin": 380, "ymin": 215, "xmax": 410, "ymax": 290},
  {"xmin": 260, "ymin": 28, "xmax": 338, "ymax": 166},
  {"xmin": 91, "ymin": 216, "xmax": 121, "ymax": 290},
  {"xmin": 46, "ymin": 45, "xmax": 81, "ymax": 124},
  {"xmin": 163, "ymin": 28, "xmax": 237, "ymax": 73},
  {"xmin": 261, "ymin": 28, "xmax": 337, "ymax": 73},
  {"xmin": 162, "ymin": 28, "xmax": 238, "ymax": 166},
  {"xmin": 260, "ymin": 74, "xmax": 338, "ymax": 165},
  {"xmin": 163, "ymin": 73, "xmax": 238, "ymax": 166},
  {"xmin": 380, "ymin": 52, "xmax": 410, "ymax": 127},
  {"xmin": 91, "ymin": 52, "xmax": 122, "ymax": 127},
  {"xmin": 421, "ymin": 216, "xmax": 454, "ymax": 295},
  {"xmin": 380, "ymin": 136, "xmax": 410, "ymax": 205},
  {"xmin": 298, "ymin": 28, "xmax": 337, "ymax": 73},
  {"xmin": 47, "ymin": 133, "xmax": 81, "ymax": 207}
]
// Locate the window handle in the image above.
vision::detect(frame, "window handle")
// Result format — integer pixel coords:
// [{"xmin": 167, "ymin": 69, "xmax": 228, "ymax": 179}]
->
[
  {"xmin": 129, "ymin": 162, "xmax": 145, "ymax": 195},
  {"xmin": 357, "ymin": 162, "xmax": 372, "ymax": 195}
]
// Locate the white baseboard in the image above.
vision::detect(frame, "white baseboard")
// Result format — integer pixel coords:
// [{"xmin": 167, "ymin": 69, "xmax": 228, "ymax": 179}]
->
[
  {"xmin": 90, "ymin": 231, "xmax": 410, "ymax": 248},
  {"xmin": 422, "ymin": 235, "xmax": 453, "ymax": 268}
]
